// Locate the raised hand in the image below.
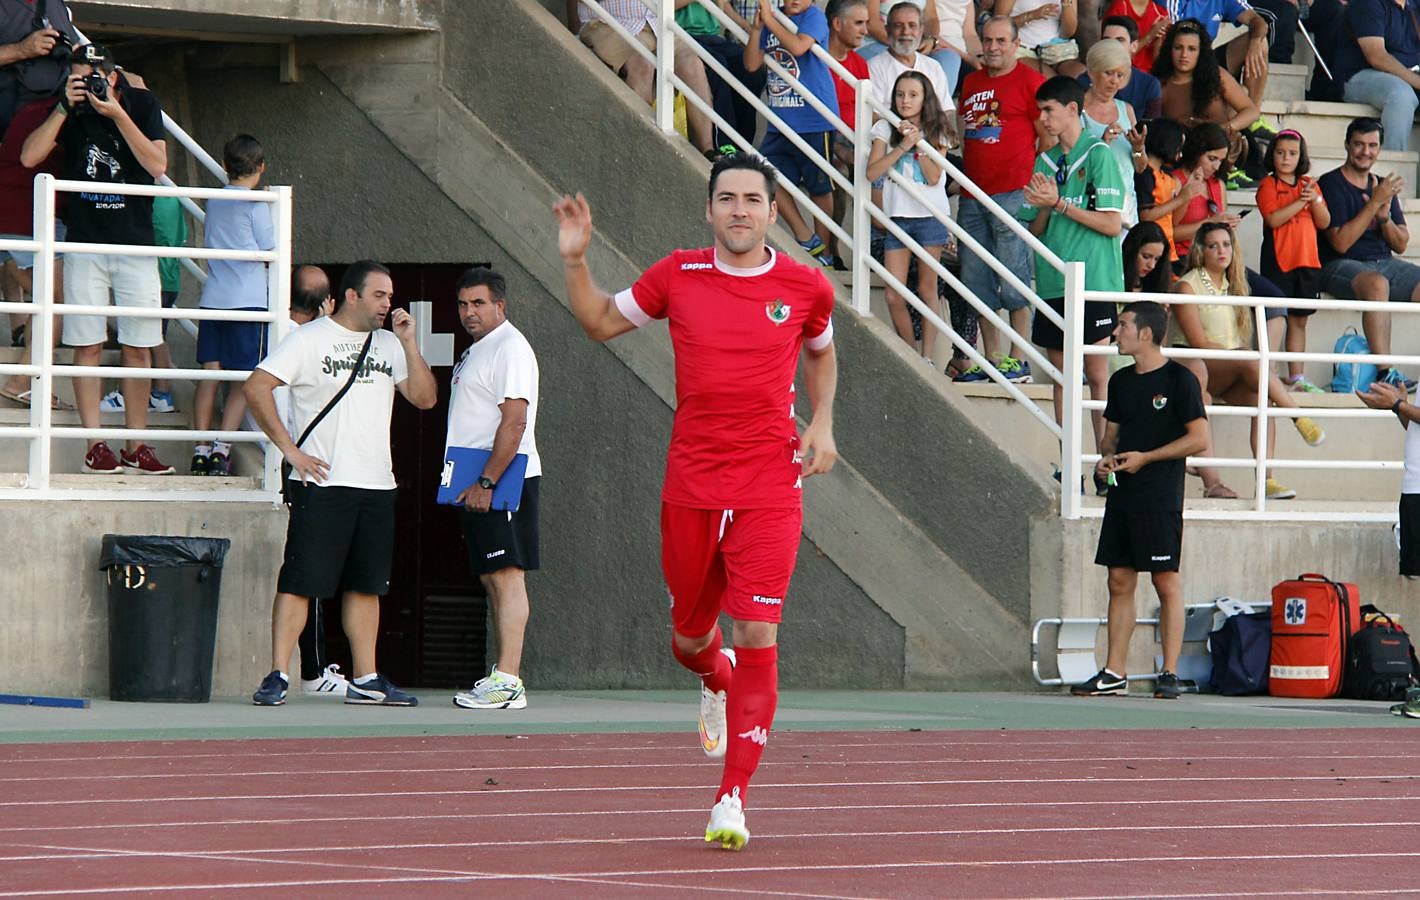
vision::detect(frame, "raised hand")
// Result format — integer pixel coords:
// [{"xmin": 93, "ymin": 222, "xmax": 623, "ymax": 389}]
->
[
  {"xmin": 553, "ymin": 193, "xmax": 594, "ymax": 263},
  {"xmin": 389, "ymin": 307, "xmax": 416, "ymax": 342}
]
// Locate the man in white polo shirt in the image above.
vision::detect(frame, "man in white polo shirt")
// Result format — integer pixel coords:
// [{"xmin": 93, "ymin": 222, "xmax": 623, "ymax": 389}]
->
[{"xmin": 445, "ymin": 266, "xmax": 541, "ymax": 711}]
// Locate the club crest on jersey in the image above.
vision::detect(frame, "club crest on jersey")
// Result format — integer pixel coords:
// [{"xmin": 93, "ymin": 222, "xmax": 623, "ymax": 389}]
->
[
  {"xmin": 766, "ymin": 299, "xmax": 791, "ymax": 325},
  {"xmin": 1152, "ymin": 394, "xmax": 1167, "ymax": 410}
]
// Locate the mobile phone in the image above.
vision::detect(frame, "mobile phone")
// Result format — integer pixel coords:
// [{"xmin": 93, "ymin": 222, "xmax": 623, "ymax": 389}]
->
[{"xmin": 1239, "ymin": 208, "xmax": 1252, "ymax": 217}]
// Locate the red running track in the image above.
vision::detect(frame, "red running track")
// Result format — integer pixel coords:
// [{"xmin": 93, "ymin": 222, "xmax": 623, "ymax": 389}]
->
[{"xmin": 3, "ymin": 728, "xmax": 1420, "ymax": 898}]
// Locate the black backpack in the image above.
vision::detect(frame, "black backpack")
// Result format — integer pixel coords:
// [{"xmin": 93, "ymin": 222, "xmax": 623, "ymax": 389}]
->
[{"xmin": 1342, "ymin": 606, "xmax": 1420, "ymax": 701}]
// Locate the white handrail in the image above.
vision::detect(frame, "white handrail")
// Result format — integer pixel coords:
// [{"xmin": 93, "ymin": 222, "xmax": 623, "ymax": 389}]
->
[
  {"xmin": 1060, "ymin": 284, "xmax": 1420, "ymax": 521},
  {"xmin": 5, "ymin": 173, "xmax": 293, "ymax": 502}
]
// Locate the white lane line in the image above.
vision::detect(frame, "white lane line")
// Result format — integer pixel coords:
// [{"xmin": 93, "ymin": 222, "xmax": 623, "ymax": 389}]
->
[
  {"xmin": 1054, "ymin": 892, "xmax": 1420, "ymax": 900},
  {"xmin": 7, "ymin": 819, "xmax": 1420, "ymax": 863},
  {"xmin": 5, "ymin": 752, "xmax": 1416, "ymax": 784},
  {"xmin": 5, "ymin": 849, "xmax": 1420, "ymax": 896},
  {"xmin": 1, "ymin": 734, "xmax": 1410, "ymax": 765},
  {"xmin": 6, "ymin": 793, "xmax": 1420, "ymax": 834},
  {"xmin": 4, "ymin": 752, "xmax": 1413, "ymax": 784},
  {"xmin": 3, "ymin": 773, "xmax": 1417, "ymax": 808}
]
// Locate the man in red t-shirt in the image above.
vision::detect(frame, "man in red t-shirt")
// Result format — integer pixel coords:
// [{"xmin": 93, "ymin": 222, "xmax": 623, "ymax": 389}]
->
[
  {"xmin": 955, "ymin": 16, "xmax": 1047, "ymax": 383},
  {"xmin": 827, "ymin": 0, "xmax": 871, "ymax": 263},
  {"xmin": 555, "ymin": 154, "xmax": 839, "ymax": 851}
]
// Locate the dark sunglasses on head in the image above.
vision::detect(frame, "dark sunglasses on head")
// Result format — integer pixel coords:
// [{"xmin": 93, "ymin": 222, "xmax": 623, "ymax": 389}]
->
[
  {"xmin": 1055, "ymin": 157, "xmax": 1069, "ymax": 187},
  {"xmin": 1206, "ymin": 199, "xmax": 1219, "ymax": 215}
]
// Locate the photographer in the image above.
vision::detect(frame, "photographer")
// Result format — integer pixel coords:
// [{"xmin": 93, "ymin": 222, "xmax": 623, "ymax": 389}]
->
[
  {"xmin": 0, "ymin": 0, "xmax": 78, "ymax": 133},
  {"xmin": 21, "ymin": 43, "xmax": 173, "ymax": 475}
]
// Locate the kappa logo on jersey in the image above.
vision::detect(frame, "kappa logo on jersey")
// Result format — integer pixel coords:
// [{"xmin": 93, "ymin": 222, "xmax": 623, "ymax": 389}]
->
[
  {"xmin": 766, "ymin": 299, "xmax": 791, "ymax": 325},
  {"xmin": 681, "ymin": 262, "xmax": 714, "ymax": 270},
  {"xmin": 1152, "ymin": 394, "xmax": 1168, "ymax": 410},
  {"xmin": 738, "ymin": 725, "xmax": 769, "ymax": 746}
]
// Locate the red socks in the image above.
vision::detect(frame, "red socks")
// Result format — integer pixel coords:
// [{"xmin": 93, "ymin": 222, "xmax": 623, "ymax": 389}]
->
[
  {"xmin": 671, "ymin": 629, "xmax": 733, "ymax": 695},
  {"xmin": 716, "ymin": 644, "xmax": 778, "ymax": 806}
]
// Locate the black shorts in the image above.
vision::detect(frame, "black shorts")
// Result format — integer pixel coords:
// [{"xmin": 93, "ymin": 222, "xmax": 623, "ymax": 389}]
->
[
  {"xmin": 1400, "ymin": 494, "xmax": 1420, "ymax": 577},
  {"xmin": 277, "ymin": 483, "xmax": 397, "ymax": 597},
  {"xmin": 461, "ymin": 476, "xmax": 541, "ymax": 576},
  {"xmin": 1094, "ymin": 506, "xmax": 1183, "ymax": 573},
  {"xmin": 1032, "ymin": 297, "xmax": 1117, "ymax": 351},
  {"xmin": 1261, "ymin": 266, "xmax": 1321, "ymax": 317}
]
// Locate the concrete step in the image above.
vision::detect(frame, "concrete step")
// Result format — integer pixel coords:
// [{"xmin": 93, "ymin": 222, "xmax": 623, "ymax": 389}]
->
[
  {"xmin": 956, "ymin": 380, "xmax": 1406, "ymax": 502},
  {"xmin": 1262, "ymin": 99, "xmax": 1420, "ymax": 154},
  {"xmin": 1261, "ymin": 63, "xmax": 1309, "ymax": 104},
  {"xmin": 0, "ymin": 472, "xmax": 262, "ymax": 490}
]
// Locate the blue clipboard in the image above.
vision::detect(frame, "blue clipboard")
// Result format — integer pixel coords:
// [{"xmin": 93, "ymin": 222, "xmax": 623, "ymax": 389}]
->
[{"xmin": 437, "ymin": 447, "xmax": 528, "ymax": 511}]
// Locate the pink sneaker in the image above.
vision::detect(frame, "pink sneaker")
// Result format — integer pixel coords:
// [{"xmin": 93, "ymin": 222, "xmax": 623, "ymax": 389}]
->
[
  {"xmin": 120, "ymin": 443, "xmax": 175, "ymax": 475},
  {"xmin": 82, "ymin": 441, "xmax": 122, "ymax": 474}
]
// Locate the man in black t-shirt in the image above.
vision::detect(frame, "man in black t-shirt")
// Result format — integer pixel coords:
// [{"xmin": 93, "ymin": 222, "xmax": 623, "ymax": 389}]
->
[
  {"xmin": 20, "ymin": 42, "xmax": 173, "ymax": 474},
  {"xmin": 1071, "ymin": 301, "xmax": 1210, "ymax": 701}
]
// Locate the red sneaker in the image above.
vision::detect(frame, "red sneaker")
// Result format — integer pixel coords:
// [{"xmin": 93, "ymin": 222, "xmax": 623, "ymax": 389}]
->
[
  {"xmin": 120, "ymin": 443, "xmax": 175, "ymax": 475},
  {"xmin": 82, "ymin": 441, "xmax": 122, "ymax": 474}
]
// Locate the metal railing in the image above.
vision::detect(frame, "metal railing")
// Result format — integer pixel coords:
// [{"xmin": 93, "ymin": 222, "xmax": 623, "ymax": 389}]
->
[
  {"xmin": 1062, "ymin": 280, "xmax": 1417, "ymax": 522},
  {"xmin": 0, "ymin": 174, "xmax": 292, "ymax": 503}
]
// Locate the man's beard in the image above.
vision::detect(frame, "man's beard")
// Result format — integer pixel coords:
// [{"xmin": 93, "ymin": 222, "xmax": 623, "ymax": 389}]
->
[
  {"xmin": 719, "ymin": 229, "xmax": 762, "ymax": 255},
  {"xmin": 890, "ymin": 37, "xmax": 917, "ymax": 56}
]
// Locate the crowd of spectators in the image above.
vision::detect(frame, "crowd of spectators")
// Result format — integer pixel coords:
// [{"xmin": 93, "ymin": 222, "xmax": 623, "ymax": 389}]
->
[{"xmin": 565, "ymin": 0, "xmax": 1420, "ymax": 500}]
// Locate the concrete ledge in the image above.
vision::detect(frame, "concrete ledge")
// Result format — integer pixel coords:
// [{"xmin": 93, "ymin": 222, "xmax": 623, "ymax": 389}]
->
[{"xmin": 69, "ymin": 0, "xmax": 439, "ymax": 36}]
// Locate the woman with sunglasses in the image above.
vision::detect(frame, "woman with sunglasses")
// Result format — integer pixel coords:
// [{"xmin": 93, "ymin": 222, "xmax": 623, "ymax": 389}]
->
[
  {"xmin": 1152, "ymin": 18, "xmax": 1261, "ymax": 191},
  {"xmin": 1171, "ymin": 221, "xmax": 1327, "ymax": 501}
]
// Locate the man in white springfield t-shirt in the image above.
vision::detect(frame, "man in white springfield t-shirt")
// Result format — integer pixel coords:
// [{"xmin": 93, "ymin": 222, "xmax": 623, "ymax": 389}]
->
[
  {"xmin": 443, "ymin": 267, "xmax": 541, "ymax": 712},
  {"xmin": 243, "ymin": 259, "xmax": 438, "ymax": 708}
]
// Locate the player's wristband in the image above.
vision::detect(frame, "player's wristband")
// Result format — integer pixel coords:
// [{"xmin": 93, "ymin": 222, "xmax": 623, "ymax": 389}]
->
[{"xmin": 1393, "ymin": 399, "xmax": 1404, "ymax": 416}]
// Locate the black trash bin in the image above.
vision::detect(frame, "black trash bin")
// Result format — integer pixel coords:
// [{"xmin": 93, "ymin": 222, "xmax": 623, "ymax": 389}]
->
[{"xmin": 100, "ymin": 535, "xmax": 231, "ymax": 703}]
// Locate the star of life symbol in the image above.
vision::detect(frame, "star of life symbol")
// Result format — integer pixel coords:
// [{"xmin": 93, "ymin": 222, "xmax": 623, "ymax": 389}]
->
[
  {"xmin": 738, "ymin": 725, "xmax": 769, "ymax": 746},
  {"xmin": 1284, "ymin": 597, "xmax": 1306, "ymax": 625},
  {"xmin": 766, "ymin": 299, "xmax": 791, "ymax": 325}
]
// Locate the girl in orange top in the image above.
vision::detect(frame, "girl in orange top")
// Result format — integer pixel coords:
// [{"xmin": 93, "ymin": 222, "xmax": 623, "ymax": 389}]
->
[{"xmin": 1256, "ymin": 130, "xmax": 1332, "ymax": 393}]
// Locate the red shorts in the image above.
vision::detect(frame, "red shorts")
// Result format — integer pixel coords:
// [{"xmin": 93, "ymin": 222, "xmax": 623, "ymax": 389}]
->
[{"xmin": 660, "ymin": 502, "xmax": 802, "ymax": 636}]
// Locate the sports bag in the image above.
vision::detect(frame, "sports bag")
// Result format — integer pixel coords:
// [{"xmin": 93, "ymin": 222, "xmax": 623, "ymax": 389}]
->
[
  {"xmin": 1269, "ymin": 573, "xmax": 1359, "ymax": 698},
  {"xmin": 1342, "ymin": 606, "xmax": 1418, "ymax": 701},
  {"xmin": 1330, "ymin": 327, "xmax": 1377, "ymax": 394},
  {"xmin": 1210, "ymin": 610, "xmax": 1272, "ymax": 695}
]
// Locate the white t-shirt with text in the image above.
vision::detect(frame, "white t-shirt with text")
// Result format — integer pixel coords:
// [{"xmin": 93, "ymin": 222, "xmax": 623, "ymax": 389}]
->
[
  {"xmin": 446, "ymin": 320, "xmax": 541, "ymax": 479},
  {"xmin": 257, "ymin": 316, "xmax": 409, "ymax": 490}
]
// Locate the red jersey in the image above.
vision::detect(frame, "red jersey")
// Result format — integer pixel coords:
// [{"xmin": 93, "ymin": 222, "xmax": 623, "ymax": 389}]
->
[
  {"xmin": 1103, "ymin": 0, "xmax": 1165, "ymax": 73},
  {"xmin": 959, "ymin": 63, "xmax": 1046, "ymax": 195},
  {"xmin": 617, "ymin": 247, "xmax": 835, "ymax": 510},
  {"xmin": 830, "ymin": 50, "xmax": 870, "ymax": 130},
  {"xmin": 0, "ymin": 97, "xmax": 64, "ymax": 236}
]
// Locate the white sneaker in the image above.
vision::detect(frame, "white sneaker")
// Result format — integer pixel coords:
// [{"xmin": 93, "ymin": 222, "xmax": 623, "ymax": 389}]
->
[
  {"xmin": 99, "ymin": 390, "xmax": 124, "ymax": 413},
  {"xmin": 698, "ymin": 647, "xmax": 735, "ymax": 758},
  {"xmin": 148, "ymin": 390, "xmax": 175, "ymax": 413},
  {"xmin": 704, "ymin": 788, "xmax": 749, "ymax": 850},
  {"xmin": 453, "ymin": 668, "xmax": 527, "ymax": 709},
  {"xmin": 301, "ymin": 663, "xmax": 350, "ymax": 697}
]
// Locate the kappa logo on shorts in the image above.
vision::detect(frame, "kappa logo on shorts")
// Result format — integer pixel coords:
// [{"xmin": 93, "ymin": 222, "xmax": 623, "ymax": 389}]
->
[
  {"xmin": 738, "ymin": 725, "xmax": 769, "ymax": 746},
  {"xmin": 681, "ymin": 262, "xmax": 714, "ymax": 270},
  {"xmin": 766, "ymin": 299, "xmax": 791, "ymax": 325},
  {"xmin": 1153, "ymin": 394, "xmax": 1168, "ymax": 410},
  {"xmin": 752, "ymin": 594, "xmax": 783, "ymax": 606},
  {"xmin": 1150, "ymin": 555, "xmax": 1172, "ymax": 562}
]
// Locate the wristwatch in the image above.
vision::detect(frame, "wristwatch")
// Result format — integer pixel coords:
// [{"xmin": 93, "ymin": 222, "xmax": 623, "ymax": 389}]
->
[{"xmin": 477, "ymin": 475, "xmax": 495, "ymax": 490}]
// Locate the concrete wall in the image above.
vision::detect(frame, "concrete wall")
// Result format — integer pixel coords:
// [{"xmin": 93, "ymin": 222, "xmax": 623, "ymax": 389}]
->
[{"xmin": 6, "ymin": 500, "xmax": 286, "ymax": 698}]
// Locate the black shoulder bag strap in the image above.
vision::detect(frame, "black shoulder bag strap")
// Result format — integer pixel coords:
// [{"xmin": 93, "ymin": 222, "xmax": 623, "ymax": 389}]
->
[{"xmin": 281, "ymin": 331, "xmax": 374, "ymax": 501}]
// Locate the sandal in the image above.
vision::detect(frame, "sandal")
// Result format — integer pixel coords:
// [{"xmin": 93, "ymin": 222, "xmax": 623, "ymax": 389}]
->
[
  {"xmin": 0, "ymin": 388, "xmax": 74, "ymax": 410},
  {"xmin": 1203, "ymin": 483, "xmax": 1239, "ymax": 499}
]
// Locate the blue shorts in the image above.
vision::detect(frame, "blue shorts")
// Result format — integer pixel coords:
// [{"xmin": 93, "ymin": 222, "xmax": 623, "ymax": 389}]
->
[
  {"xmin": 760, "ymin": 130, "xmax": 833, "ymax": 197},
  {"xmin": 1322, "ymin": 257, "xmax": 1420, "ymax": 304},
  {"xmin": 883, "ymin": 215, "xmax": 949, "ymax": 252},
  {"xmin": 196, "ymin": 309, "xmax": 268, "ymax": 371},
  {"xmin": 0, "ymin": 220, "xmax": 66, "ymax": 269}
]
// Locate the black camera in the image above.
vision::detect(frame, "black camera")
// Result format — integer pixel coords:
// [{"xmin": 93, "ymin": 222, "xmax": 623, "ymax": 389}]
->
[{"xmin": 84, "ymin": 71, "xmax": 107, "ymax": 101}]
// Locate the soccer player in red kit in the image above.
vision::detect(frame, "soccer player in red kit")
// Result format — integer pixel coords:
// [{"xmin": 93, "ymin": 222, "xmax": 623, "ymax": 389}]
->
[{"xmin": 554, "ymin": 153, "xmax": 839, "ymax": 850}]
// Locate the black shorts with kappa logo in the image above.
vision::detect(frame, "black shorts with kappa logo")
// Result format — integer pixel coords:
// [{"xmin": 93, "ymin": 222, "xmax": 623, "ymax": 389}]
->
[
  {"xmin": 1031, "ymin": 296, "xmax": 1117, "ymax": 351},
  {"xmin": 1094, "ymin": 506, "xmax": 1183, "ymax": 573},
  {"xmin": 278, "ymin": 483, "xmax": 397, "ymax": 597},
  {"xmin": 461, "ymin": 476, "xmax": 541, "ymax": 576},
  {"xmin": 1399, "ymin": 493, "xmax": 1420, "ymax": 577}
]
